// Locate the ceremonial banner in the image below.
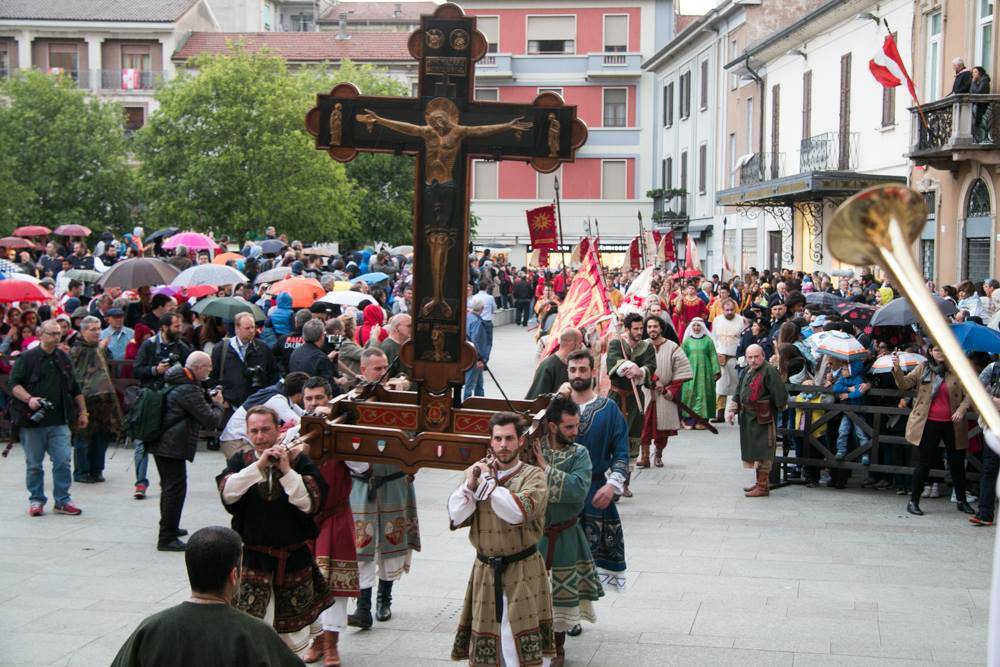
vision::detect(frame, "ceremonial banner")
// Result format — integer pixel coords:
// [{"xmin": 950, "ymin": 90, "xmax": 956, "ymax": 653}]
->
[
  {"xmin": 542, "ymin": 241, "xmax": 612, "ymax": 357},
  {"xmin": 644, "ymin": 231, "xmax": 661, "ymax": 267},
  {"xmin": 657, "ymin": 232, "xmax": 676, "ymax": 263},
  {"xmin": 628, "ymin": 236, "xmax": 642, "ymax": 269},
  {"xmin": 685, "ymin": 234, "xmax": 701, "ymax": 271},
  {"xmin": 526, "ymin": 204, "xmax": 558, "ymax": 249},
  {"xmin": 570, "ymin": 237, "xmax": 590, "ymax": 265}
]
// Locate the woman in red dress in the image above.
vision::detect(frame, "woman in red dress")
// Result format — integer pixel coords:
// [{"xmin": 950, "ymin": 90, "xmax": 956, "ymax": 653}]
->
[{"xmin": 672, "ymin": 283, "xmax": 708, "ymax": 341}]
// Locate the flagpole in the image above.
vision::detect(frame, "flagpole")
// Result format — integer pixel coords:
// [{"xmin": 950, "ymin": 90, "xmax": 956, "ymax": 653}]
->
[
  {"xmin": 881, "ymin": 18, "xmax": 931, "ymax": 132},
  {"xmin": 637, "ymin": 211, "xmax": 646, "ymax": 269},
  {"xmin": 554, "ymin": 176, "xmax": 568, "ymax": 269}
]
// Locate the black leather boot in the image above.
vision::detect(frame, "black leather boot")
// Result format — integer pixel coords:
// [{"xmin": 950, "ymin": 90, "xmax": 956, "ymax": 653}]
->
[
  {"xmin": 376, "ymin": 579, "xmax": 393, "ymax": 622},
  {"xmin": 347, "ymin": 587, "xmax": 372, "ymax": 629}
]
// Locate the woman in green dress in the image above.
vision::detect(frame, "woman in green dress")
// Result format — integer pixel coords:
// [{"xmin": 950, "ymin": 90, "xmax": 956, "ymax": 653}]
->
[{"xmin": 681, "ymin": 318, "xmax": 721, "ymax": 429}]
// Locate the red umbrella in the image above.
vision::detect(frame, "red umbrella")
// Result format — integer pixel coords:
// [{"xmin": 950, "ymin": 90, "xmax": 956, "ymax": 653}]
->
[
  {"xmin": 0, "ymin": 236, "xmax": 35, "ymax": 249},
  {"xmin": 53, "ymin": 224, "xmax": 92, "ymax": 237},
  {"xmin": 670, "ymin": 268, "xmax": 703, "ymax": 279},
  {"xmin": 0, "ymin": 280, "xmax": 52, "ymax": 303},
  {"xmin": 12, "ymin": 225, "xmax": 51, "ymax": 237}
]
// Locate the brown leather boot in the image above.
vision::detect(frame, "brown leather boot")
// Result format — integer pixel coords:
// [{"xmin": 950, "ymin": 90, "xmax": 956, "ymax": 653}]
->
[
  {"xmin": 636, "ymin": 442, "xmax": 651, "ymax": 468},
  {"xmin": 653, "ymin": 446, "xmax": 664, "ymax": 468},
  {"xmin": 551, "ymin": 631, "xmax": 566, "ymax": 667},
  {"xmin": 302, "ymin": 633, "xmax": 324, "ymax": 664},
  {"xmin": 743, "ymin": 471, "xmax": 758, "ymax": 493},
  {"xmin": 745, "ymin": 470, "xmax": 770, "ymax": 497},
  {"xmin": 323, "ymin": 631, "xmax": 341, "ymax": 667}
]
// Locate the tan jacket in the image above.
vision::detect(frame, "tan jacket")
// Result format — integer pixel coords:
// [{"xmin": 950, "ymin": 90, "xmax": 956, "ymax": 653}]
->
[{"xmin": 892, "ymin": 363, "xmax": 971, "ymax": 449}]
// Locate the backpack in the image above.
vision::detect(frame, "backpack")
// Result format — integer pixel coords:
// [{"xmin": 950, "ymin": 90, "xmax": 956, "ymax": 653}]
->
[{"xmin": 126, "ymin": 385, "xmax": 182, "ymax": 443}]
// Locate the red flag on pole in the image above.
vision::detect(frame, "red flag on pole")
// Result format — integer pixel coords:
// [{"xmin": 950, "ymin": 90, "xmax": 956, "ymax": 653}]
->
[
  {"xmin": 526, "ymin": 205, "xmax": 558, "ymax": 249},
  {"xmin": 869, "ymin": 33, "xmax": 919, "ymax": 104},
  {"xmin": 659, "ymin": 232, "xmax": 676, "ymax": 263},
  {"xmin": 628, "ymin": 237, "xmax": 642, "ymax": 270}
]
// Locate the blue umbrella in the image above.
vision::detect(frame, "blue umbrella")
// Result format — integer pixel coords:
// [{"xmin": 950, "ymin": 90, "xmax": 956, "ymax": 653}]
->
[
  {"xmin": 351, "ymin": 272, "xmax": 390, "ymax": 285},
  {"xmin": 951, "ymin": 322, "xmax": 1000, "ymax": 353}
]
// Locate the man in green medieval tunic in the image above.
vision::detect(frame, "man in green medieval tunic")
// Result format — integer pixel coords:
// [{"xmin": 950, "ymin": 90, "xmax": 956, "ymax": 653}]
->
[
  {"xmin": 605, "ymin": 312, "xmax": 656, "ymax": 496},
  {"xmin": 726, "ymin": 344, "xmax": 788, "ymax": 498},
  {"xmin": 535, "ymin": 395, "xmax": 603, "ymax": 667},
  {"xmin": 449, "ymin": 412, "xmax": 555, "ymax": 667}
]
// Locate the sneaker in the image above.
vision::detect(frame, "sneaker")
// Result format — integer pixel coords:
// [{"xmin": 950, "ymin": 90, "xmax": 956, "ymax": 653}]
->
[
  {"xmin": 28, "ymin": 503, "xmax": 44, "ymax": 517},
  {"xmin": 835, "ymin": 451, "xmax": 846, "ymax": 460},
  {"xmin": 895, "ymin": 487, "xmax": 909, "ymax": 495},
  {"xmin": 921, "ymin": 485, "xmax": 930, "ymax": 498},
  {"xmin": 53, "ymin": 502, "xmax": 82, "ymax": 516},
  {"xmin": 861, "ymin": 455, "xmax": 870, "ymax": 465},
  {"xmin": 875, "ymin": 479, "xmax": 893, "ymax": 490},
  {"xmin": 134, "ymin": 483, "xmax": 147, "ymax": 500},
  {"xmin": 968, "ymin": 493, "xmax": 979, "ymax": 503},
  {"xmin": 930, "ymin": 483, "xmax": 941, "ymax": 498}
]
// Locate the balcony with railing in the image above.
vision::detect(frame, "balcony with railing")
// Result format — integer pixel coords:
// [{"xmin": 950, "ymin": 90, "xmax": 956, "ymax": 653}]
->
[
  {"xmin": 739, "ymin": 152, "xmax": 786, "ymax": 186},
  {"xmin": 799, "ymin": 131, "xmax": 859, "ymax": 172},
  {"xmin": 909, "ymin": 94, "xmax": 1000, "ymax": 169},
  {"xmin": 474, "ymin": 53, "xmax": 512, "ymax": 78},
  {"xmin": 585, "ymin": 52, "xmax": 642, "ymax": 78},
  {"xmin": 99, "ymin": 69, "xmax": 169, "ymax": 92},
  {"xmin": 39, "ymin": 68, "xmax": 90, "ymax": 88}
]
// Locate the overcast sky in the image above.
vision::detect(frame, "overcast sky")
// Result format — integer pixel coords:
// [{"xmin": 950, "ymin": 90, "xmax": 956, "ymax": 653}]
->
[{"xmin": 676, "ymin": 0, "xmax": 715, "ymax": 14}]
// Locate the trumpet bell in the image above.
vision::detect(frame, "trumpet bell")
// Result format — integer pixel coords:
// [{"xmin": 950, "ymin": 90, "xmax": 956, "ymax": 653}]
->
[{"xmin": 828, "ymin": 185, "xmax": 928, "ymax": 266}]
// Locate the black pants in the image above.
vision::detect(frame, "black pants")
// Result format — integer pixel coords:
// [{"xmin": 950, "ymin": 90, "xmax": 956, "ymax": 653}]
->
[
  {"xmin": 514, "ymin": 299, "xmax": 531, "ymax": 326},
  {"xmin": 910, "ymin": 420, "xmax": 966, "ymax": 504},
  {"xmin": 154, "ymin": 455, "xmax": 187, "ymax": 545}
]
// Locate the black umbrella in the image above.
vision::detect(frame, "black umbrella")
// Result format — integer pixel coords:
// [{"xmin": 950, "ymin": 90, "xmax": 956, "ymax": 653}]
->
[
  {"xmin": 145, "ymin": 227, "xmax": 179, "ymax": 243},
  {"xmin": 870, "ymin": 294, "xmax": 958, "ymax": 327},
  {"xmin": 259, "ymin": 239, "xmax": 286, "ymax": 255},
  {"xmin": 805, "ymin": 292, "xmax": 842, "ymax": 308},
  {"xmin": 97, "ymin": 257, "xmax": 179, "ymax": 289}
]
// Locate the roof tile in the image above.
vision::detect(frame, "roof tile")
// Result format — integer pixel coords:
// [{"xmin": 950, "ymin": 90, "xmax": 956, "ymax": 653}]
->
[
  {"xmin": 173, "ymin": 31, "xmax": 412, "ymax": 62},
  {"xmin": 0, "ymin": 0, "xmax": 197, "ymax": 22}
]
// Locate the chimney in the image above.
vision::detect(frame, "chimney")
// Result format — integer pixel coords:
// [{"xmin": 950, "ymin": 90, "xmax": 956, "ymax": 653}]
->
[
  {"xmin": 394, "ymin": 3, "xmax": 402, "ymax": 18},
  {"xmin": 336, "ymin": 11, "xmax": 352, "ymax": 40}
]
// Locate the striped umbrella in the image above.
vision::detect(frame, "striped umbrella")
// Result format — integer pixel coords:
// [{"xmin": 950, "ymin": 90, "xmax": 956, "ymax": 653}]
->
[
  {"xmin": 814, "ymin": 330, "xmax": 868, "ymax": 362},
  {"xmin": 871, "ymin": 352, "xmax": 926, "ymax": 374}
]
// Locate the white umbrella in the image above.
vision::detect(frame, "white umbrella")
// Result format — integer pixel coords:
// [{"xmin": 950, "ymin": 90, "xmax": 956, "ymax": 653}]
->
[
  {"xmin": 254, "ymin": 266, "xmax": 291, "ymax": 285},
  {"xmin": 319, "ymin": 291, "xmax": 376, "ymax": 308},
  {"xmin": 171, "ymin": 264, "xmax": 249, "ymax": 287},
  {"xmin": 389, "ymin": 245, "xmax": 414, "ymax": 255}
]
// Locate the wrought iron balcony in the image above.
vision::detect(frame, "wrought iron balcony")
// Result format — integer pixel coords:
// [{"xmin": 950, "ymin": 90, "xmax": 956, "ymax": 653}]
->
[
  {"xmin": 909, "ymin": 94, "xmax": 1000, "ymax": 168},
  {"xmin": 739, "ymin": 152, "xmax": 785, "ymax": 185},
  {"xmin": 99, "ymin": 69, "xmax": 168, "ymax": 91},
  {"xmin": 799, "ymin": 132, "xmax": 858, "ymax": 172}
]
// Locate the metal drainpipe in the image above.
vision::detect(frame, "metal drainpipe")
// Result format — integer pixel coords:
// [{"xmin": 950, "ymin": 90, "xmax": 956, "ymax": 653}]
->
[{"xmin": 744, "ymin": 55, "xmax": 765, "ymax": 160}]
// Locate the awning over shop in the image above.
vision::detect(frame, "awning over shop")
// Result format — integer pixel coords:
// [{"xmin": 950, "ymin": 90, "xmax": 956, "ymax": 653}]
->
[{"xmin": 716, "ymin": 170, "xmax": 907, "ymax": 207}]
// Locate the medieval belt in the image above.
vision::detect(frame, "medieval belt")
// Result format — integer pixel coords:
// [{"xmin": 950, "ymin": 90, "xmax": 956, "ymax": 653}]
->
[
  {"xmin": 543, "ymin": 517, "xmax": 578, "ymax": 570},
  {"xmin": 351, "ymin": 471, "xmax": 406, "ymax": 501},
  {"xmin": 476, "ymin": 545, "xmax": 538, "ymax": 622},
  {"xmin": 244, "ymin": 541, "xmax": 308, "ymax": 586}
]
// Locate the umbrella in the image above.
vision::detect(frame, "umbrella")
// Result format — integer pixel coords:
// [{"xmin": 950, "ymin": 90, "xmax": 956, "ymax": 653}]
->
[
  {"xmin": 97, "ymin": 257, "xmax": 179, "ymax": 289},
  {"xmin": 268, "ymin": 277, "xmax": 326, "ymax": 307},
  {"xmin": 332, "ymin": 281, "xmax": 353, "ymax": 292},
  {"xmin": 814, "ymin": 330, "xmax": 868, "ymax": 362},
  {"xmin": 871, "ymin": 352, "xmax": 927, "ymax": 374},
  {"xmin": 0, "ymin": 280, "xmax": 52, "ymax": 303},
  {"xmin": 0, "ymin": 272, "xmax": 39, "ymax": 284},
  {"xmin": 53, "ymin": 224, "xmax": 91, "ymax": 237},
  {"xmin": 213, "ymin": 252, "xmax": 245, "ymax": 265},
  {"xmin": 670, "ymin": 267, "xmax": 703, "ymax": 279},
  {"xmin": 163, "ymin": 231, "xmax": 221, "ymax": 252},
  {"xmin": 351, "ymin": 272, "xmax": 390, "ymax": 285},
  {"xmin": 154, "ymin": 285, "xmax": 218, "ymax": 300},
  {"xmin": 259, "ymin": 239, "xmax": 286, "ymax": 255},
  {"xmin": 835, "ymin": 302, "xmax": 878, "ymax": 327},
  {"xmin": 389, "ymin": 245, "xmax": 414, "ymax": 255},
  {"xmin": 254, "ymin": 266, "xmax": 291, "ymax": 285},
  {"xmin": 951, "ymin": 322, "xmax": 1000, "ymax": 354},
  {"xmin": 12, "ymin": 225, "xmax": 51, "ymax": 237},
  {"xmin": 192, "ymin": 297, "xmax": 265, "ymax": 322},
  {"xmin": 319, "ymin": 291, "xmax": 376, "ymax": 308},
  {"xmin": 144, "ymin": 227, "xmax": 179, "ymax": 243},
  {"xmin": 64, "ymin": 269, "xmax": 102, "ymax": 283},
  {"xmin": 0, "ymin": 259, "xmax": 25, "ymax": 274},
  {"xmin": 0, "ymin": 236, "xmax": 35, "ymax": 249},
  {"xmin": 870, "ymin": 294, "xmax": 958, "ymax": 327},
  {"xmin": 171, "ymin": 264, "xmax": 248, "ymax": 287},
  {"xmin": 304, "ymin": 246, "xmax": 335, "ymax": 257},
  {"xmin": 805, "ymin": 292, "xmax": 843, "ymax": 307}
]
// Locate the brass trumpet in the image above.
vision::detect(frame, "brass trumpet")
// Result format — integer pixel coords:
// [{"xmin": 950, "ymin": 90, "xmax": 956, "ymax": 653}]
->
[{"xmin": 829, "ymin": 185, "xmax": 1000, "ymax": 435}]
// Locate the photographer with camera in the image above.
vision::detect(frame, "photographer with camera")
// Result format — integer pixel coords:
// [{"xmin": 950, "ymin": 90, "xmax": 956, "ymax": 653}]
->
[
  {"xmin": 151, "ymin": 352, "xmax": 226, "ymax": 551},
  {"xmin": 210, "ymin": 312, "xmax": 278, "ymax": 419},
  {"xmin": 132, "ymin": 312, "xmax": 193, "ymax": 499},
  {"xmin": 289, "ymin": 319, "xmax": 340, "ymax": 386},
  {"xmin": 218, "ymin": 372, "xmax": 309, "ymax": 459},
  {"xmin": 10, "ymin": 319, "xmax": 88, "ymax": 517}
]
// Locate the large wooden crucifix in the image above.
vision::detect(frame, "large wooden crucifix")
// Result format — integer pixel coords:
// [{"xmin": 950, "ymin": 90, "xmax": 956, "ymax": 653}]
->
[{"xmin": 303, "ymin": 2, "xmax": 586, "ymax": 467}]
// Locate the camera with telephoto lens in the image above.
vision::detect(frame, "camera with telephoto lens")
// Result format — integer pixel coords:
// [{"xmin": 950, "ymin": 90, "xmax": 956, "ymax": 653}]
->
[
  {"xmin": 29, "ymin": 399, "xmax": 55, "ymax": 424},
  {"xmin": 246, "ymin": 365, "xmax": 267, "ymax": 389},
  {"xmin": 326, "ymin": 334, "xmax": 344, "ymax": 351},
  {"xmin": 161, "ymin": 353, "xmax": 180, "ymax": 367}
]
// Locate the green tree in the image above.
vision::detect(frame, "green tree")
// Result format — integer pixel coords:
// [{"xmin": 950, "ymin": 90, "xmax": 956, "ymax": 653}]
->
[
  {"xmin": 135, "ymin": 49, "xmax": 359, "ymax": 242},
  {"xmin": 297, "ymin": 60, "xmax": 416, "ymax": 245},
  {"xmin": 0, "ymin": 70, "xmax": 133, "ymax": 234}
]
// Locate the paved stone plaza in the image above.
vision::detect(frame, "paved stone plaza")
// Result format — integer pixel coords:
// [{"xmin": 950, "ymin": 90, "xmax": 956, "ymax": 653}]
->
[{"xmin": 0, "ymin": 325, "xmax": 994, "ymax": 665}]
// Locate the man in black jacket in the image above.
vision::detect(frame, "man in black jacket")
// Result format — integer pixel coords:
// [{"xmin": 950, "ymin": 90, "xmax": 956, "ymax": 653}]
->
[
  {"xmin": 210, "ymin": 312, "xmax": 279, "ymax": 414},
  {"xmin": 153, "ymin": 351, "xmax": 226, "ymax": 551},
  {"xmin": 512, "ymin": 272, "xmax": 534, "ymax": 326},
  {"xmin": 275, "ymin": 309, "xmax": 311, "ymax": 375},
  {"xmin": 132, "ymin": 313, "xmax": 193, "ymax": 499},
  {"xmin": 289, "ymin": 319, "xmax": 338, "ymax": 384},
  {"xmin": 951, "ymin": 57, "xmax": 972, "ymax": 94}
]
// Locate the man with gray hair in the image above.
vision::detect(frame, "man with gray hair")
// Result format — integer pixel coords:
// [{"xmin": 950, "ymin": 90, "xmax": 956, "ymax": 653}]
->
[
  {"xmin": 210, "ymin": 310, "xmax": 279, "ymax": 413},
  {"xmin": 378, "ymin": 313, "xmax": 412, "ymax": 376},
  {"xmin": 952, "ymin": 56, "xmax": 971, "ymax": 94},
  {"xmin": 289, "ymin": 318, "xmax": 338, "ymax": 383},
  {"xmin": 464, "ymin": 301, "xmax": 489, "ymax": 399}
]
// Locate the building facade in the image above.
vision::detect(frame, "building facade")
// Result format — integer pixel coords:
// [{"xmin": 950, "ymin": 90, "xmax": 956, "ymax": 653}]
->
[
  {"xmin": 0, "ymin": 0, "xmax": 221, "ymax": 129},
  {"xmin": 909, "ymin": 0, "xmax": 1000, "ymax": 285},
  {"xmin": 209, "ymin": 0, "xmax": 320, "ymax": 32},
  {"xmin": 456, "ymin": 0, "xmax": 675, "ymax": 266}
]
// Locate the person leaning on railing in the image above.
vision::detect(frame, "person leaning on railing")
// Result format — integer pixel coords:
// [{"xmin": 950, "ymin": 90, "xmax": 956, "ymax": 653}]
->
[{"xmin": 892, "ymin": 344, "xmax": 974, "ymax": 517}]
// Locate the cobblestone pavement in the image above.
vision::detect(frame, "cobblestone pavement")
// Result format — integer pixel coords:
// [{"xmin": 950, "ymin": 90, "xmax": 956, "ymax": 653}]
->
[{"xmin": 0, "ymin": 324, "xmax": 992, "ymax": 665}]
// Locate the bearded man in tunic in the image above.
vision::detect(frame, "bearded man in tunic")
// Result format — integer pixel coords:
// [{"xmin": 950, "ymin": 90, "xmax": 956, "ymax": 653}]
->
[
  {"xmin": 534, "ymin": 395, "xmax": 603, "ymax": 666},
  {"xmin": 557, "ymin": 349, "xmax": 630, "ymax": 593},
  {"xmin": 680, "ymin": 318, "xmax": 721, "ymax": 429},
  {"xmin": 638, "ymin": 315, "xmax": 693, "ymax": 468},
  {"xmin": 525, "ymin": 328, "xmax": 582, "ymax": 399},
  {"xmin": 710, "ymin": 299, "xmax": 747, "ymax": 423},
  {"xmin": 726, "ymin": 344, "xmax": 789, "ymax": 497},
  {"xmin": 449, "ymin": 412, "xmax": 555, "ymax": 667},
  {"xmin": 604, "ymin": 312, "xmax": 656, "ymax": 497},
  {"xmin": 347, "ymin": 348, "xmax": 420, "ymax": 629},
  {"xmin": 216, "ymin": 406, "xmax": 335, "ymax": 655}
]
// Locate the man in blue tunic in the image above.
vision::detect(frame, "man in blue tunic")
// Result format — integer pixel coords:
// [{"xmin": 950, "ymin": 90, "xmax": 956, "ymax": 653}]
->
[{"xmin": 558, "ymin": 349, "xmax": 630, "ymax": 594}]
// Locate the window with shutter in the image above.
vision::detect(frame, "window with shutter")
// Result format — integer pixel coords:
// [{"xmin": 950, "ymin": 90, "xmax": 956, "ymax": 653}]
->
[
  {"xmin": 664, "ymin": 82, "xmax": 674, "ymax": 127},
  {"xmin": 603, "ymin": 88, "xmax": 627, "ymax": 127},
  {"xmin": 680, "ymin": 152, "xmax": 688, "ymax": 213},
  {"xmin": 770, "ymin": 84, "xmax": 780, "ymax": 179},
  {"xmin": 680, "ymin": 71, "xmax": 691, "ymax": 119},
  {"xmin": 601, "ymin": 160, "xmax": 627, "ymax": 199},
  {"xmin": 881, "ymin": 34, "xmax": 896, "ymax": 127},
  {"xmin": 473, "ymin": 161, "xmax": 497, "ymax": 199},
  {"xmin": 698, "ymin": 144, "xmax": 707, "ymax": 194},
  {"xmin": 603, "ymin": 15, "xmax": 628, "ymax": 52},
  {"xmin": 477, "ymin": 16, "xmax": 499, "ymax": 53},
  {"xmin": 475, "ymin": 88, "xmax": 499, "ymax": 101},
  {"xmin": 802, "ymin": 71, "xmax": 812, "ymax": 140},
  {"xmin": 839, "ymin": 53, "xmax": 852, "ymax": 170},
  {"xmin": 526, "ymin": 16, "xmax": 575, "ymax": 54},
  {"xmin": 538, "ymin": 168, "xmax": 559, "ymax": 200},
  {"xmin": 665, "ymin": 157, "xmax": 673, "ymax": 189},
  {"xmin": 699, "ymin": 60, "xmax": 709, "ymax": 110}
]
